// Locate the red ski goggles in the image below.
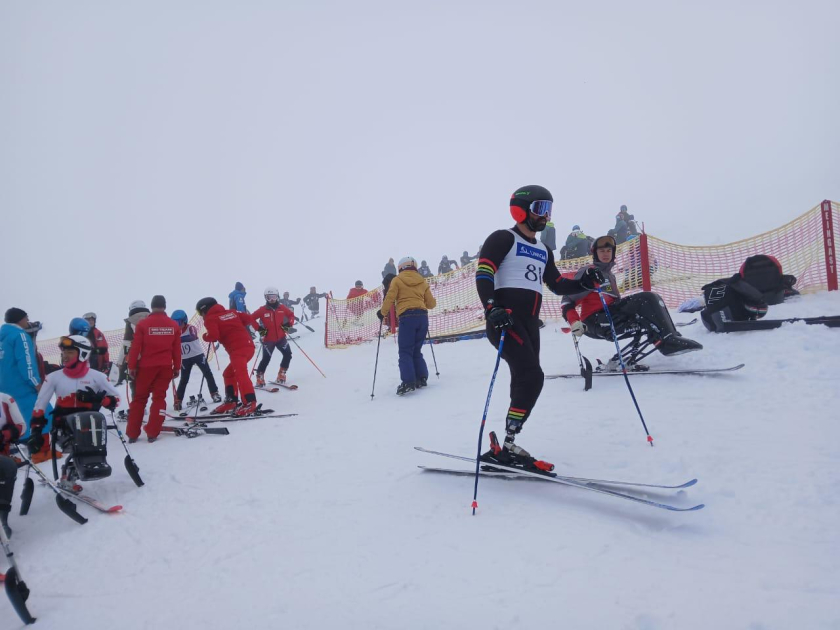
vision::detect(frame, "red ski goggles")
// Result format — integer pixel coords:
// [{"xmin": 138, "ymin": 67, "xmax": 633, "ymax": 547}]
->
[{"xmin": 528, "ymin": 199, "xmax": 553, "ymax": 218}]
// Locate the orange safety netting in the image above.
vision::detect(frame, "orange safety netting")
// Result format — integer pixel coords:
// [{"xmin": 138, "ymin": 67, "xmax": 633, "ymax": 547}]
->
[
  {"xmin": 37, "ymin": 314, "xmax": 211, "ymax": 370},
  {"xmin": 32, "ymin": 202, "xmax": 837, "ymax": 354},
  {"xmin": 325, "ymin": 201, "xmax": 838, "ymax": 348}
]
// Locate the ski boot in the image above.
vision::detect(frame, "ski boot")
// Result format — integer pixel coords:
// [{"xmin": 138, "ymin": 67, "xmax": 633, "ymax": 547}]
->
[
  {"xmin": 417, "ymin": 376, "xmax": 428, "ymax": 388},
  {"xmin": 58, "ymin": 464, "xmax": 83, "ymax": 493},
  {"xmin": 480, "ymin": 431, "xmax": 554, "ymax": 474},
  {"xmin": 276, "ymin": 368, "xmax": 287, "ymax": 384},
  {"xmin": 212, "ymin": 398, "xmax": 239, "ymax": 415},
  {"xmin": 211, "ymin": 392, "xmax": 222, "ymax": 403},
  {"xmin": 656, "ymin": 333, "xmax": 703, "ymax": 356},
  {"xmin": 235, "ymin": 401, "xmax": 258, "ymax": 417},
  {"xmin": 396, "ymin": 381, "xmax": 416, "ymax": 396},
  {"xmin": 255, "ymin": 373, "xmax": 266, "ymax": 388}
]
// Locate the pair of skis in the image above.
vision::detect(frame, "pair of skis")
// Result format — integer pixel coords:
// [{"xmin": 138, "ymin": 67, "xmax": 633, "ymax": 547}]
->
[
  {"xmin": 255, "ymin": 381, "xmax": 299, "ymax": 393},
  {"xmin": 416, "ymin": 448, "xmax": 704, "ymax": 512},
  {"xmin": 546, "ymin": 363, "xmax": 746, "ymax": 380}
]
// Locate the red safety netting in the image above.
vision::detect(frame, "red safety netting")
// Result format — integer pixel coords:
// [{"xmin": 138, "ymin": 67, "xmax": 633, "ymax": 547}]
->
[
  {"xmin": 325, "ymin": 202, "xmax": 838, "ymax": 348},
  {"xmin": 38, "ymin": 314, "xmax": 211, "ymax": 369},
  {"xmin": 33, "ymin": 202, "xmax": 837, "ymax": 353}
]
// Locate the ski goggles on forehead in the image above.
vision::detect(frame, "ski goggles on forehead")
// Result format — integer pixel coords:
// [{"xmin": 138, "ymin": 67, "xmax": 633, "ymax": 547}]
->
[
  {"xmin": 58, "ymin": 336, "xmax": 75, "ymax": 349},
  {"xmin": 528, "ymin": 199, "xmax": 552, "ymax": 217}
]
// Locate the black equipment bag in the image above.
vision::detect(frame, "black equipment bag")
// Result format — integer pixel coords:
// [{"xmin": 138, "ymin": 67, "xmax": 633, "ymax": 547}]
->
[
  {"xmin": 701, "ymin": 254, "xmax": 799, "ymax": 332},
  {"xmin": 61, "ymin": 412, "xmax": 112, "ymax": 481}
]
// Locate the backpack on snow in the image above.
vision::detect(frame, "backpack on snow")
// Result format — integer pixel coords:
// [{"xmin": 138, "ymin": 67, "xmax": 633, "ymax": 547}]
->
[
  {"xmin": 701, "ymin": 254, "xmax": 799, "ymax": 332},
  {"xmin": 56, "ymin": 411, "xmax": 112, "ymax": 481}
]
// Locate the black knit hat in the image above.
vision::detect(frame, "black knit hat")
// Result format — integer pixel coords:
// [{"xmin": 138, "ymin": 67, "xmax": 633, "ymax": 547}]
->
[
  {"xmin": 151, "ymin": 295, "xmax": 166, "ymax": 309},
  {"xmin": 4, "ymin": 307, "xmax": 27, "ymax": 324}
]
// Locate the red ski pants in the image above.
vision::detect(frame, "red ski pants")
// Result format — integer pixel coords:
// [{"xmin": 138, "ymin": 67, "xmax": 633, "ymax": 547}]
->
[
  {"xmin": 127, "ymin": 365, "xmax": 173, "ymax": 440},
  {"xmin": 224, "ymin": 348, "xmax": 255, "ymax": 400}
]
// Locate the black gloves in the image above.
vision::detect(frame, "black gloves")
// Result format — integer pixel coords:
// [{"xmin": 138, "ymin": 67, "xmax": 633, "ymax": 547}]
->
[
  {"xmin": 26, "ymin": 417, "xmax": 46, "ymax": 454},
  {"xmin": 580, "ymin": 266, "xmax": 606, "ymax": 290},
  {"xmin": 259, "ymin": 327, "xmax": 268, "ymax": 338},
  {"xmin": 0, "ymin": 422, "xmax": 20, "ymax": 448},
  {"xmin": 376, "ymin": 311, "xmax": 384, "ymax": 321},
  {"xmin": 77, "ymin": 386, "xmax": 104, "ymax": 406},
  {"xmin": 485, "ymin": 301, "xmax": 514, "ymax": 330}
]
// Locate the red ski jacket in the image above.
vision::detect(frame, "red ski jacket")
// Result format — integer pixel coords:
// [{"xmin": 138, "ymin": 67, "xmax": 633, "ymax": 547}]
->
[
  {"xmin": 128, "ymin": 311, "xmax": 182, "ymax": 371},
  {"xmin": 89, "ymin": 327, "xmax": 111, "ymax": 371},
  {"xmin": 251, "ymin": 304, "xmax": 295, "ymax": 343},
  {"xmin": 346, "ymin": 287, "xmax": 367, "ymax": 300},
  {"xmin": 202, "ymin": 304, "xmax": 255, "ymax": 354}
]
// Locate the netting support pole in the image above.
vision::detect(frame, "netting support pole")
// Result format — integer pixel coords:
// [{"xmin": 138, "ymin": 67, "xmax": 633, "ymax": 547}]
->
[
  {"xmin": 324, "ymin": 295, "xmax": 330, "ymax": 347},
  {"xmin": 639, "ymin": 232, "xmax": 652, "ymax": 292},
  {"xmin": 821, "ymin": 200, "xmax": 838, "ymax": 291}
]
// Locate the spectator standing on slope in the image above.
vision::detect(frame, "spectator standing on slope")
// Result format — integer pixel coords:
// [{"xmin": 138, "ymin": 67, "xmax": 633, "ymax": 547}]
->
[
  {"xmin": 379, "ymin": 256, "xmax": 437, "ymax": 395},
  {"xmin": 125, "ymin": 295, "xmax": 181, "ymax": 443}
]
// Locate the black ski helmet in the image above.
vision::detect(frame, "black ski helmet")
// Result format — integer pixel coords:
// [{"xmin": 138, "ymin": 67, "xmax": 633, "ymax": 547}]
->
[
  {"xmin": 509, "ymin": 185, "xmax": 553, "ymax": 231},
  {"xmin": 591, "ymin": 235, "xmax": 617, "ymax": 263},
  {"xmin": 195, "ymin": 297, "xmax": 218, "ymax": 316}
]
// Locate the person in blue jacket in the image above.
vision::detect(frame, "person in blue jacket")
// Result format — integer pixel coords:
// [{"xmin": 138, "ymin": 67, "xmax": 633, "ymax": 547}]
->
[
  {"xmin": 229, "ymin": 282, "xmax": 248, "ymax": 313},
  {"xmin": 0, "ymin": 308, "xmax": 42, "ymax": 439}
]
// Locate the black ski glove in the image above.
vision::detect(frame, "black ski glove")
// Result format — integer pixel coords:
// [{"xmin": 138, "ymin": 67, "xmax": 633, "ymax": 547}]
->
[
  {"xmin": 77, "ymin": 386, "xmax": 104, "ymax": 406},
  {"xmin": 485, "ymin": 301, "xmax": 514, "ymax": 330},
  {"xmin": 376, "ymin": 311, "xmax": 384, "ymax": 321},
  {"xmin": 580, "ymin": 267, "xmax": 606, "ymax": 290},
  {"xmin": 26, "ymin": 417, "xmax": 46, "ymax": 454},
  {"xmin": 1, "ymin": 422, "xmax": 20, "ymax": 448}
]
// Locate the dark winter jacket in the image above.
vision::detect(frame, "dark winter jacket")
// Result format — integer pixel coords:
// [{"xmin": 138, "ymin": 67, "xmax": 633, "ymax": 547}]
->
[
  {"xmin": 303, "ymin": 292, "xmax": 327, "ymax": 312},
  {"xmin": 540, "ymin": 222, "xmax": 557, "ymax": 251},
  {"xmin": 382, "ymin": 262, "xmax": 397, "ymax": 279}
]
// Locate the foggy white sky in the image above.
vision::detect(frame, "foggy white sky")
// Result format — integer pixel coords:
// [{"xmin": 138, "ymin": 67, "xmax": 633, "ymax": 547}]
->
[{"xmin": 2, "ymin": 0, "xmax": 838, "ymax": 338}]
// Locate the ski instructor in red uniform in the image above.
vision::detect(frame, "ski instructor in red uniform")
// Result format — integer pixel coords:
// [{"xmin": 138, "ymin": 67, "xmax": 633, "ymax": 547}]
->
[
  {"xmin": 196, "ymin": 297, "xmax": 259, "ymax": 416},
  {"xmin": 126, "ymin": 295, "xmax": 181, "ymax": 442}
]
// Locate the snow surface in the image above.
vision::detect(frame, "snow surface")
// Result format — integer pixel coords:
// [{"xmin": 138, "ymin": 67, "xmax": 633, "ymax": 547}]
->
[{"xmin": 4, "ymin": 293, "xmax": 840, "ymax": 630}]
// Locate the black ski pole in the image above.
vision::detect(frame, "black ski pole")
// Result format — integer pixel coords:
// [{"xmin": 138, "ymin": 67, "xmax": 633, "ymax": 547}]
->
[
  {"xmin": 472, "ymin": 329, "xmax": 506, "ymax": 515},
  {"xmin": 571, "ymin": 332, "xmax": 593, "ymax": 391},
  {"xmin": 426, "ymin": 329, "xmax": 440, "ymax": 378},
  {"xmin": 18, "ymin": 464, "xmax": 34, "ymax": 516},
  {"xmin": 596, "ymin": 288, "xmax": 654, "ymax": 446},
  {"xmin": 188, "ymin": 344, "xmax": 213, "ymax": 415},
  {"xmin": 108, "ymin": 411, "xmax": 144, "ymax": 487},
  {"xmin": 0, "ymin": 524, "xmax": 36, "ymax": 624},
  {"xmin": 370, "ymin": 318, "xmax": 384, "ymax": 399},
  {"xmin": 14, "ymin": 446, "xmax": 87, "ymax": 525}
]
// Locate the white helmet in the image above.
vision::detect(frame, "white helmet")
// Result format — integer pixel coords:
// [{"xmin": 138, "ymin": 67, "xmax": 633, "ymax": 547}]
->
[
  {"xmin": 398, "ymin": 256, "xmax": 417, "ymax": 271},
  {"xmin": 60, "ymin": 335, "xmax": 93, "ymax": 362},
  {"xmin": 83, "ymin": 312, "xmax": 97, "ymax": 321},
  {"xmin": 264, "ymin": 286, "xmax": 280, "ymax": 302},
  {"xmin": 129, "ymin": 300, "xmax": 146, "ymax": 311}
]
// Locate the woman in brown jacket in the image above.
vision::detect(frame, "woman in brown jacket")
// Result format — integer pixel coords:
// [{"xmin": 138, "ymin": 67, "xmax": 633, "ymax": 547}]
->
[{"xmin": 379, "ymin": 257, "xmax": 437, "ymax": 395}]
